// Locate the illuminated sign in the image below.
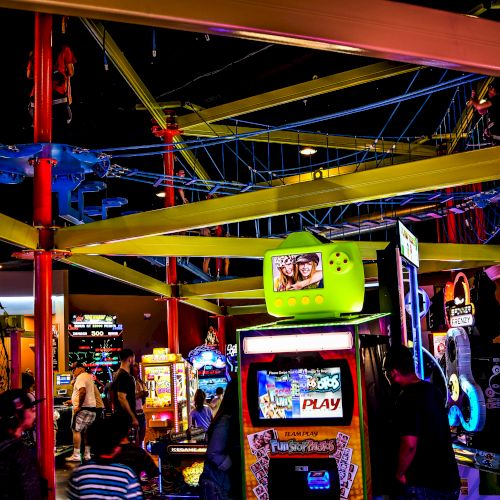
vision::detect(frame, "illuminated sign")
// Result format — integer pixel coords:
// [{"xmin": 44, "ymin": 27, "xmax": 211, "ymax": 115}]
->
[
  {"xmin": 398, "ymin": 220, "xmax": 419, "ymax": 267},
  {"xmin": 450, "ymin": 304, "xmax": 474, "ymax": 327},
  {"xmin": 68, "ymin": 314, "xmax": 123, "ymax": 337},
  {"xmin": 167, "ymin": 445, "xmax": 207, "ymax": 454}
]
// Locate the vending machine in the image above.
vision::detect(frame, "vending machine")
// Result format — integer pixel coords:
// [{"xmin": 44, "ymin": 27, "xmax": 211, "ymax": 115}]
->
[{"xmin": 140, "ymin": 348, "xmax": 197, "ymax": 434}]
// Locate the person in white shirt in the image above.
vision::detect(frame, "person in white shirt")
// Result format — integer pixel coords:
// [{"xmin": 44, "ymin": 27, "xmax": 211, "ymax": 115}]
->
[{"xmin": 65, "ymin": 362, "xmax": 97, "ymax": 462}]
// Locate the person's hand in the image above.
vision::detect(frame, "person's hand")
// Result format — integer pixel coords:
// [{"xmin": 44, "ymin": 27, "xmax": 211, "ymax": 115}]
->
[
  {"xmin": 73, "ymin": 405, "xmax": 80, "ymax": 414},
  {"xmin": 395, "ymin": 473, "xmax": 407, "ymax": 485},
  {"xmin": 63, "ymin": 400, "xmax": 72, "ymax": 406},
  {"xmin": 131, "ymin": 417, "xmax": 139, "ymax": 429}
]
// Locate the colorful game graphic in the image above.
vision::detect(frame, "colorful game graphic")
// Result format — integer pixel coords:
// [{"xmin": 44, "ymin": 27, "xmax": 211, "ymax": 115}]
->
[{"xmin": 257, "ymin": 367, "xmax": 343, "ymax": 420}]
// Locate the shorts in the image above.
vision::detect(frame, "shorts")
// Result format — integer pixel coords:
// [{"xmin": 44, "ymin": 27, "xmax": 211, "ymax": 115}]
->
[{"xmin": 71, "ymin": 409, "xmax": 96, "ymax": 433}]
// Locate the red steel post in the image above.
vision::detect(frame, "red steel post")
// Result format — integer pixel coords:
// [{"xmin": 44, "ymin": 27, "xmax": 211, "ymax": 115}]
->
[
  {"xmin": 9, "ymin": 329, "xmax": 22, "ymax": 389},
  {"xmin": 33, "ymin": 13, "xmax": 56, "ymax": 500},
  {"xmin": 217, "ymin": 315, "xmax": 226, "ymax": 356},
  {"xmin": 163, "ymin": 118, "xmax": 180, "ymax": 354}
]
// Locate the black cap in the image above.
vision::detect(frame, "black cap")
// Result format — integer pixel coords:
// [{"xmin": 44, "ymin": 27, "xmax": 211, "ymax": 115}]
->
[
  {"xmin": 0, "ymin": 389, "xmax": 44, "ymax": 419},
  {"xmin": 296, "ymin": 253, "xmax": 320, "ymax": 265}
]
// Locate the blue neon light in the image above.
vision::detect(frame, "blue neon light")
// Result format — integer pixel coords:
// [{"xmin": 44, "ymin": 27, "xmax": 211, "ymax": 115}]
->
[{"xmin": 307, "ymin": 471, "xmax": 330, "ymax": 490}]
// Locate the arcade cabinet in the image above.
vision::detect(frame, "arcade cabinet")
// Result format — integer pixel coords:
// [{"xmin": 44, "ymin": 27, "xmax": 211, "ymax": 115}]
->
[
  {"xmin": 188, "ymin": 343, "xmax": 228, "ymax": 400},
  {"xmin": 239, "ymin": 231, "xmax": 388, "ymax": 500},
  {"xmin": 140, "ymin": 348, "xmax": 197, "ymax": 435}
]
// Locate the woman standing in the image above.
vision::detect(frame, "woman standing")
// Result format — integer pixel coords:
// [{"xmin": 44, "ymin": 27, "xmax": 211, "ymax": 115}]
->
[
  {"xmin": 132, "ymin": 362, "xmax": 148, "ymax": 447},
  {"xmin": 199, "ymin": 378, "xmax": 241, "ymax": 500}
]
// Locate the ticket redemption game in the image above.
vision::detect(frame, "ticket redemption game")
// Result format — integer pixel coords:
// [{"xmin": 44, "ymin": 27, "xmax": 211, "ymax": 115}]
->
[
  {"xmin": 140, "ymin": 348, "xmax": 197, "ymax": 436},
  {"xmin": 239, "ymin": 232, "xmax": 382, "ymax": 500}
]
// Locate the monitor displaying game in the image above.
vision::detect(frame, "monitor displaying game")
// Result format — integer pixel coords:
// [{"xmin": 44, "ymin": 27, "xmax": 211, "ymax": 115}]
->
[
  {"xmin": 56, "ymin": 373, "xmax": 72, "ymax": 386},
  {"xmin": 257, "ymin": 367, "xmax": 343, "ymax": 419},
  {"xmin": 248, "ymin": 358, "xmax": 353, "ymax": 427},
  {"xmin": 198, "ymin": 377, "xmax": 228, "ymax": 400},
  {"xmin": 271, "ymin": 252, "xmax": 324, "ymax": 292},
  {"xmin": 68, "ymin": 314, "xmax": 123, "ymax": 386},
  {"xmin": 398, "ymin": 220, "xmax": 419, "ymax": 268}
]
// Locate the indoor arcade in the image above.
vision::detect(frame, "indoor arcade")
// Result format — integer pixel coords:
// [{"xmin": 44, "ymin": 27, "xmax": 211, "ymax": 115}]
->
[{"xmin": 0, "ymin": 1, "xmax": 499, "ymax": 500}]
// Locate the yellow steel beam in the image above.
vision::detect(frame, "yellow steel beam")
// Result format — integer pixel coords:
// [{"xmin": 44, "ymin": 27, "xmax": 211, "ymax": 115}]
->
[
  {"xmin": 55, "ymin": 146, "xmax": 500, "ymax": 249},
  {"xmin": 69, "ymin": 235, "xmax": 283, "ymax": 258},
  {"xmin": 226, "ymin": 304, "xmax": 269, "ymax": 315},
  {"xmin": 80, "ymin": 18, "xmax": 210, "ymax": 182},
  {"xmin": 182, "ymin": 298, "xmax": 222, "ymax": 315},
  {"xmin": 447, "ymin": 77, "xmax": 494, "ymax": 154},
  {"xmin": 182, "ymin": 124, "xmax": 435, "ymax": 157},
  {"xmin": 181, "ymin": 277, "xmax": 265, "ymax": 299},
  {"xmin": 5, "ymin": 1, "xmax": 500, "ymax": 76},
  {"xmin": 177, "ymin": 62, "xmax": 420, "ymax": 129},
  {"xmin": 0, "ymin": 213, "xmax": 38, "ymax": 249},
  {"xmin": 259, "ymin": 151, "xmax": 414, "ymax": 187},
  {"xmin": 61, "ymin": 255, "xmax": 172, "ymax": 296},
  {"xmin": 172, "ymin": 134, "xmax": 210, "ymax": 182}
]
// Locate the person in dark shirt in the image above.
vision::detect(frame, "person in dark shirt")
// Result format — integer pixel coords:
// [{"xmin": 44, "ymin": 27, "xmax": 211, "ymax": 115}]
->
[
  {"xmin": 113, "ymin": 348, "xmax": 139, "ymax": 432},
  {"xmin": 383, "ymin": 345, "xmax": 460, "ymax": 499},
  {"xmin": 0, "ymin": 389, "xmax": 45, "ymax": 500}
]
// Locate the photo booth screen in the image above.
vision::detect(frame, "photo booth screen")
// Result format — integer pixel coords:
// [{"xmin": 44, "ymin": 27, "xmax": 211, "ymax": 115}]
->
[
  {"xmin": 272, "ymin": 252, "xmax": 323, "ymax": 292},
  {"xmin": 256, "ymin": 367, "xmax": 343, "ymax": 420}
]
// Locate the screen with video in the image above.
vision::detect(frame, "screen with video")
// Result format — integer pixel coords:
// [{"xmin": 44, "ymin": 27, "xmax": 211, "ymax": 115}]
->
[
  {"xmin": 56, "ymin": 374, "xmax": 72, "ymax": 385},
  {"xmin": 248, "ymin": 358, "xmax": 354, "ymax": 427},
  {"xmin": 199, "ymin": 377, "xmax": 228, "ymax": 400},
  {"xmin": 272, "ymin": 252, "xmax": 323, "ymax": 292},
  {"xmin": 256, "ymin": 367, "xmax": 343, "ymax": 420}
]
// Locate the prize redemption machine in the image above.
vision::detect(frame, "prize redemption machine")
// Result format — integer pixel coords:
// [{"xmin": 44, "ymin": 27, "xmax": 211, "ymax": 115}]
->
[
  {"xmin": 239, "ymin": 232, "xmax": 388, "ymax": 500},
  {"xmin": 142, "ymin": 349, "xmax": 206, "ymax": 496}
]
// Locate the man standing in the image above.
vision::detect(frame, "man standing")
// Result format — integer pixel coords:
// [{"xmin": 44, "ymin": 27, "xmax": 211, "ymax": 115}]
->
[
  {"xmin": 66, "ymin": 362, "xmax": 96, "ymax": 462},
  {"xmin": 113, "ymin": 349, "xmax": 139, "ymax": 433},
  {"xmin": 383, "ymin": 345, "xmax": 460, "ymax": 499}
]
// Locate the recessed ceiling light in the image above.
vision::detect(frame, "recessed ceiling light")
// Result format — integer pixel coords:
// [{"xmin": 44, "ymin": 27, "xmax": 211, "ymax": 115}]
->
[
  {"xmin": 156, "ymin": 191, "xmax": 166, "ymax": 198},
  {"xmin": 300, "ymin": 147, "xmax": 317, "ymax": 156}
]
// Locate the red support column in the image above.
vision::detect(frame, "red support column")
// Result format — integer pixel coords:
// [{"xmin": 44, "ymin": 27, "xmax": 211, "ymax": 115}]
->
[
  {"xmin": 9, "ymin": 329, "xmax": 22, "ymax": 389},
  {"xmin": 154, "ymin": 113, "xmax": 180, "ymax": 354},
  {"xmin": 33, "ymin": 13, "xmax": 55, "ymax": 500},
  {"xmin": 217, "ymin": 315, "xmax": 226, "ymax": 356}
]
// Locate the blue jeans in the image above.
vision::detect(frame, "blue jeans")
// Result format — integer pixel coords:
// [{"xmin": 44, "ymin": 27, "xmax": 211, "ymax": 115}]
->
[{"xmin": 403, "ymin": 486, "xmax": 460, "ymax": 500}]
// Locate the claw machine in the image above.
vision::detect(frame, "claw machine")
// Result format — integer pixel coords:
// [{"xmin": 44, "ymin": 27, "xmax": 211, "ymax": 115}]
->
[{"xmin": 140, "ymin": 348, "xmax": 197, "ymax": 439}]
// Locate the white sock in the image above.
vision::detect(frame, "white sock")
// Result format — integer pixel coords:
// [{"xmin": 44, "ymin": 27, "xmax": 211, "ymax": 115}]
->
[{"xmin": 84, "ymin": 446, "xmax": 91, "ymax": 456}]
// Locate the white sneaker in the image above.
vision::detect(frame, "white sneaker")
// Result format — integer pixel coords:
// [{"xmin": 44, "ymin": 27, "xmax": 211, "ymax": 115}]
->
[{"xmin": 65, "ymin": 453, "xmax": 81, "ymax": 462}]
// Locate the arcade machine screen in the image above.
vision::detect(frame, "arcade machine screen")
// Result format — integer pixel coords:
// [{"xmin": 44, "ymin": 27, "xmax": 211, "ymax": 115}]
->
[
  {"xmin": 68, "ymin": 314, "xmax": 123, "ymax": 386},
  {"xmin": 190, "ymin": 349, "xmax": 228, "ymax": 399},
  {"xmin": 144, "ymin": 365, "xmax": 172, "ymax": 408},
  {"xmin": 256, "ymin": 367, "xmax": 345, "ymax": 421},
  {"xmin": 249, "ymin": 359, "xmax": 353, "ymax": 427}
]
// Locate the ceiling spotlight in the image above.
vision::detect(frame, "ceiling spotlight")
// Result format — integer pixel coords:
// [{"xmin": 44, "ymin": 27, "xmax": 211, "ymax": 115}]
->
[
  {"xmin": 155, "ymin": 191, "xmax": 166, "ymax": 198},
  {"xmin": 300, "ymin": 147, "xmax": 317, "ymax": 156}
]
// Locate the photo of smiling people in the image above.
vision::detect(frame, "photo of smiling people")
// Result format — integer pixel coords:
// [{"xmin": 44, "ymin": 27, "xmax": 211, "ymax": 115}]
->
[{"xmin": 272, "ymin": 253, "xmax": 323, "ymax": 291}]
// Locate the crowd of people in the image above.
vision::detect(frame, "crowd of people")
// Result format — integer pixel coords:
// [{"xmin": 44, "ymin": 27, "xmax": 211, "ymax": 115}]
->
[{"xmin": 0, "ymin": 343, "xmax": 465, "ymax": 500}]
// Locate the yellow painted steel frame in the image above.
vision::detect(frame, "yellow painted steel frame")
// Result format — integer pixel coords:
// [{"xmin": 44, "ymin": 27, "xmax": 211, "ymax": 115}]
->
[
  {"xmin": 55, "ymin": 146, "xmax": 500, "ymax": 249},
  {"xmin": 0, "ymin": 214, "xmax": 38, "ymax": 249}
]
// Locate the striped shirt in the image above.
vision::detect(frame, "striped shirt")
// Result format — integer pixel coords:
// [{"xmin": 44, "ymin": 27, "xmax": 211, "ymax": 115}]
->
[{"xmin": 67, "ymin": 460, "xmax": 144, "ymax": 499}]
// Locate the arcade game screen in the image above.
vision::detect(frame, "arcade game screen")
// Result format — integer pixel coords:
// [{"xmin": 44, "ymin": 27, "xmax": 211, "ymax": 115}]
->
[
  {"xmin": 144, "ymin": 365, "xmax": 172, "ymax": 408},
  {"xmin": 272, "ymin": 252, "xmax": 323, "ymax": 292},
  {"xmin": 198, "ymin": 377, "xmax": 228, "ymax": 399},
  {"xmin": 68, "ymin": 314, "xmax": 123, "ymax": 386},
  {"xmin": 257, "ymin": 367, "xmax": 343, "ymax": 420}
]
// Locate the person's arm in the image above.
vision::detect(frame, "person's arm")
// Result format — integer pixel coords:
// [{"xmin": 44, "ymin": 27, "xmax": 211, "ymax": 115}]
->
[
  {"xmin": 289, "ymin": 270, "xmax": 322, "ymax": 290},
  {"xmin": 117, "ymin": 392, "xmax": 139, "ymax": 427},
  {"xmin": 74, "ymin": 387, "xmax": 86, "ymax": 412},
  {"xmin": 141, "ymin": 450, "xmax": 160, "ymax": 478},
  {"xmin": 468, "ymin": 91, "xmax": 492, "ymax": 113},
  {"xmin": 395, "ymin": 435, "xmax": 418, "ymax": 485}
]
